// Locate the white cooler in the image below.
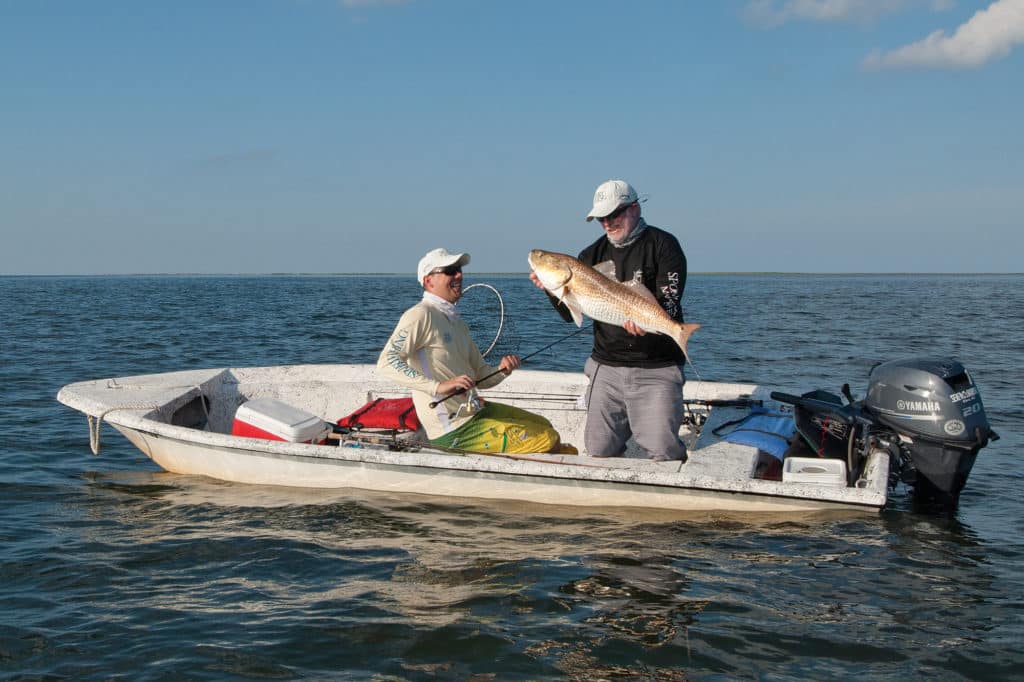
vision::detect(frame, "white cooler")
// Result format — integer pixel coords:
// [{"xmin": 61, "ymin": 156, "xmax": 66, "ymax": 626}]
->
[
  {"xmin": 231, "ymin": 398, "xmax": 330, "ymax": 444},
  {"xmin": 782, "ymin": 457, "xmax": 848, "ymax": 487}
]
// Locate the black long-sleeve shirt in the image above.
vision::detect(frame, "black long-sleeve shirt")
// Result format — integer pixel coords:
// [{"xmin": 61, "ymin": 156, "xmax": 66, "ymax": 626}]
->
[{"xmin": 551, "ymin": 223, "xmax": 688, "ymax": 368}]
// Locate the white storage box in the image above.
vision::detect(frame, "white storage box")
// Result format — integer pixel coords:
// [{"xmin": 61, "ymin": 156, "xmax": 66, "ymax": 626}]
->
[
  {"xmin": 231, "ymin": 398, "xmax": 330, "ymax": 444},
  {"xmin": 782, "ymin": 457, "xmax": 847, "ymax": 488}
]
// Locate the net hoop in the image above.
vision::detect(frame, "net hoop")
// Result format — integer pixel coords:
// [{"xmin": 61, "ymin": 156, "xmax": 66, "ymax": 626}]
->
[{"xmin": 461, "ymin": 283, "xmax": 505, "ymax": 358}]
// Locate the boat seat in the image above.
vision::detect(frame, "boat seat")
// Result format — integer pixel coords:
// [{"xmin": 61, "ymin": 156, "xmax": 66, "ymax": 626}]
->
[{"xmin": 688, "ymin": 406, "xmax": 761, "ymax": 479}]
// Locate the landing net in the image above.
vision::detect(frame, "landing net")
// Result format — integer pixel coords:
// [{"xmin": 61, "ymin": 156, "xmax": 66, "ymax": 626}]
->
[{"xmin": 459, "ymin": 283, "xmax": 522, "ymax": 359}]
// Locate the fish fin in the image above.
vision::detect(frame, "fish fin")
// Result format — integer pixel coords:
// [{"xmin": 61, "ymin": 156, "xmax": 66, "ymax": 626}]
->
[
  {"xmin": 623, "ymin": 280, "xmax": 660, "ymax": 306},
  {"xmin": 593, "ymin": 261, "xmax": 616, "ymax": 280},
  {"xmin": 670, "ymin": 322, "xmax": 701, "ymax": 360},
  {"xmin": 595, "ymin": 262, "xmax": 659, "ymax": 306},
  {"xmin": 561, "ymin": 291, "xmax": 585, "ymax": 327},
  {"xmin": 569, "ymin": 307, "xmax": 583, "ymax": 327}
]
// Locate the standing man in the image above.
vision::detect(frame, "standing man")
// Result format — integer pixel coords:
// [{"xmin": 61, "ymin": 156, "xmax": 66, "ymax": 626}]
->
[
  {"xmin": 530, "ymin": 180, "xmax": 689, "ymax": 462},
  {"xmin": 378, "ymin": 248, "xmax": 564, "ymax": 454}
]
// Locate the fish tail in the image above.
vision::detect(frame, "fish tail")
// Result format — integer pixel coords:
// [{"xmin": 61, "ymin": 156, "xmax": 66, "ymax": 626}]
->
[{"xmin": 671, "ymin": 322, "xmax": 701, "ymax": 360}]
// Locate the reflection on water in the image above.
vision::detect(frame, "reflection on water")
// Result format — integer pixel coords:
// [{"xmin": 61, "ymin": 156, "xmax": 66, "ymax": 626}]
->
[
  {"xmin": 4, "ymin": 274, "xmax": 1024, "ymax": 678},
  {"xmin": 36, "ymin": 469, "xmax": 1010, "ymax": 678}
]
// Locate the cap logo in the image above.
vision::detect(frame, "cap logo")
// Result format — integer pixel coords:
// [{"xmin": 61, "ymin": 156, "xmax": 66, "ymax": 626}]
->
[{"xmin": 594, "ymin": 191, "xmax": 631, "ymax": 203}]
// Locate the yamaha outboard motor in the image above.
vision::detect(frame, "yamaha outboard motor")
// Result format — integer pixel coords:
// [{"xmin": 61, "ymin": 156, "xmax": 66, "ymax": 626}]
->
[
  {"xmin": 774, "ymin": 357, "xmax": 997, "ymax": 507},
  {"xmin": 864, "ymin": 358, "xmax": 994, "ymax": 504}
]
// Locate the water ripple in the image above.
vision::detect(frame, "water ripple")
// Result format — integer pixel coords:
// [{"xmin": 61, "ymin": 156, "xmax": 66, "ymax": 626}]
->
[{"xmin": 2, "ymin": 274, "xmax": 1023, "ymax": 679}]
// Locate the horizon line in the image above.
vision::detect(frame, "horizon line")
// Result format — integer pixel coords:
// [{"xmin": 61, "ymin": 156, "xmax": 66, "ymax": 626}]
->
[{"xmin": 3, "ymin": 271, "xmax": 1022, "ymax": 277}]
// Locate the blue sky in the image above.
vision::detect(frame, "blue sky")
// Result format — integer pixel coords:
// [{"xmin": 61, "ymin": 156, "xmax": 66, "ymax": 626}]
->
[{"xmin": 2, "ymin": 0, "xmax": 1022, "ymax": 274}]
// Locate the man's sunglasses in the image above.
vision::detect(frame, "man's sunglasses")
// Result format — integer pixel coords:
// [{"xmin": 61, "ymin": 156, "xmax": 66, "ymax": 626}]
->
[
  {"xmin": 599, "ymin": 202, "xmax": 634, "ymax": 223},
  {"xmin": 430, "ymin": 264, "xmax": 462, "ymax": 276}
]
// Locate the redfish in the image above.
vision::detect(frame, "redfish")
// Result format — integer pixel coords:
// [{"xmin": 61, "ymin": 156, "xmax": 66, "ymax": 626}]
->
[{"xmin": 528, "ymin": 249, "xmax": 700, "ymax": 359}]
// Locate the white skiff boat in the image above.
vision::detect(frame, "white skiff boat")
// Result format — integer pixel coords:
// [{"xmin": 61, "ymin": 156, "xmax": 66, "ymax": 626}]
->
[{"xmin": 56, "ymin": 363, "xmax": 907, "ymax": 513}]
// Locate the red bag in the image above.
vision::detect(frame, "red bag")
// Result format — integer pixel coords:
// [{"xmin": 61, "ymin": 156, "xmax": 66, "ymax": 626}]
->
[{"xmin": 337, "ymin": 398, "xmax": 421, "ymax": 431}]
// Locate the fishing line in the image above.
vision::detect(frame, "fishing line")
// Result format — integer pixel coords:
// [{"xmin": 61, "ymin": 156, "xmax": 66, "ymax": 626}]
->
[
  {"xmin": 685, "ymin": 353, "xmax": 704, "ymax": 391},
  {"xmin": 681, "ymin": 352, "xmax": 710, "ymax": 432}
]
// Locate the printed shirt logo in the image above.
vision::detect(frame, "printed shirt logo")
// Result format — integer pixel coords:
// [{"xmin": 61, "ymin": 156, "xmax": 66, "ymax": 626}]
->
[
  {"xmin": 385, "ymin": 329, "xmax": 421, "ymax": 379},
  {"xmin": 660, "ymin": 271, "xmax": 681, "ymax": 318}
]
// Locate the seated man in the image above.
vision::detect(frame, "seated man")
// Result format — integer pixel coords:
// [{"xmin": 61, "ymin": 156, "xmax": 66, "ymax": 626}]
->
[{"xmin": 377, "ymin": 248, "xmax": 564, "ymax": 455}]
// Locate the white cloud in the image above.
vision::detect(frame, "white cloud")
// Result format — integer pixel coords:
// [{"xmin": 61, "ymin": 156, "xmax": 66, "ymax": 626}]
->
[
  {"xmin": 744, "ymin": 0, "xmax": 953, "ymax": 27},
  {"xmin": 863, "ymin": 0, "xmax": 1024, "ymax": 69}
]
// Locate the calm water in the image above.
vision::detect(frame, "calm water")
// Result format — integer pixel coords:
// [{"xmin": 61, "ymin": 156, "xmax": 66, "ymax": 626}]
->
[{"xmin": 1, "ymin": 274, "xmax": 1022, "ymax": 680}]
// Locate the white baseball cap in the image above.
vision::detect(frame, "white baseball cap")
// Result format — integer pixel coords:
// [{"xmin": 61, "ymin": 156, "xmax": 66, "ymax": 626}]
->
[
  {"xmin": 417, "ymin": 248, "xmax": 471, "ymax": 283},
  {"xmin": 586, "ymin": 179, "xmax": 639, "ymax": 222}
]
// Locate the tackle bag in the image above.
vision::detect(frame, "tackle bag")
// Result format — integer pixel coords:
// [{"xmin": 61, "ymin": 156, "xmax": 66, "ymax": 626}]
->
[
  {"xmin": 712, "ymin": 405, "xmax": 796, "ymax": 461},
  {"xmin": 337, "ymin": 397, "xmax": 421, "ymax": 431}
]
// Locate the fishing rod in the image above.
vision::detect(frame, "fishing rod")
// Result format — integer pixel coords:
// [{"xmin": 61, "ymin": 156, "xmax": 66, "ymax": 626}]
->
[{"xmin": 428, "ymin": 324, "xmax": 592, "ymax": 408}]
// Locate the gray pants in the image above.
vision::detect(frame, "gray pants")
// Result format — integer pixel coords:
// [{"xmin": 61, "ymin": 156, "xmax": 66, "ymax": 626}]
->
[{"xmin": 583, "ymin": 358, "xmax": 687, "ymax": 461}]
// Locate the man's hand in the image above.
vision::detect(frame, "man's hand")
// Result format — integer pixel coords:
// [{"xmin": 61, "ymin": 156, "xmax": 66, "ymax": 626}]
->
[
  {"xmin": 437, "ymin": 375, "xmax": 475, "ymax": 395},
  {"xmin": 528, "ymin": 271, "xmax": 547, "ymax": 290},
  {"xmin": 499, "ymin": 355, "xmax": 522, "ymax": 374},
  {"xmin": 623, "ymin": 320, "xmax": 647, "ymax": 336}
]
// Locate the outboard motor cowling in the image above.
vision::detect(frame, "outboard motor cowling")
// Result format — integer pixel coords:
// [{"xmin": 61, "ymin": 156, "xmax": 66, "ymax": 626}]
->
[{"xmin": 865, "ymin": 358, "xmax": 995, "ymax": 503}]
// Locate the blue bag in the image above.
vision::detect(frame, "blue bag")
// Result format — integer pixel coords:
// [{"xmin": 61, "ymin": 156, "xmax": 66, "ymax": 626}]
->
[{"xmin": 713, "ymin": 406, "xmax": 796, "ymax": 461}]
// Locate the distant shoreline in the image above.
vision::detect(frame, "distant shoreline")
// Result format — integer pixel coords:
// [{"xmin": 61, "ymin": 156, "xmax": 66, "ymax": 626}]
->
[{"xmin": 3, "ymin": 272, "xmax": 1022, "ymax": 278}]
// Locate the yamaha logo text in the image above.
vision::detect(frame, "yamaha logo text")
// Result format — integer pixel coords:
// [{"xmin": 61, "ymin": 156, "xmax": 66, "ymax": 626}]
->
[{"xmin": 896, "ymin": 400, "xmax": 940, "ymax": 412}]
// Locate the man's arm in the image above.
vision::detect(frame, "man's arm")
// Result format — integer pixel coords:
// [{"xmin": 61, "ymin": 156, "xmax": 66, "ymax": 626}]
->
[
  {"xmin": 376, "ymin": 309, "xmax": 441, "ymax": 395},
  {"xmin": 654, "ymin": 235, "xmax": 688, "ymax": 321}
]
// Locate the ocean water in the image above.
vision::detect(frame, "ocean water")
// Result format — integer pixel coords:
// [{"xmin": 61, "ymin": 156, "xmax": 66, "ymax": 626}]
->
[{"xmin": 1, "ymin": 273, "xmax": 1022, "ymax": 680}]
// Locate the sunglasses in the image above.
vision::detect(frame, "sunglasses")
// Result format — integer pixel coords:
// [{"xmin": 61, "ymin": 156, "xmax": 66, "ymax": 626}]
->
[
  {"xmin": 599, "ymin": 202, "xmax": 634, "ymax": 223},
  {"xmin": 429, "ymin": 264, "xmax": 463, "ymax": 276}
]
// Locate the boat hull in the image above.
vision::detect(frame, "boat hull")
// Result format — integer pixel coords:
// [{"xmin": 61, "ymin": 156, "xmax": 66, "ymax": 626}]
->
[
  {"xmin": 57, "ymin": 364, "xmax": 891, "ymax": 514},
  {"xmin": 115, "ymin": 424, "xmax": 886, "ymax": 513}
]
